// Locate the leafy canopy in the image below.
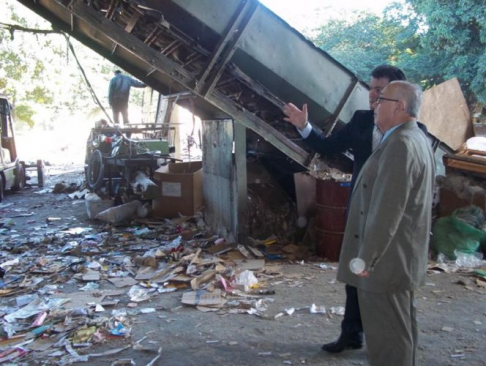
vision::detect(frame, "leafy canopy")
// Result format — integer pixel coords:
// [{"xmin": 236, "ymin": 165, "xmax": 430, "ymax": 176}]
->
[{"xmin": 310, "ymin": 0, "xmax": 486, "ymax": 106}]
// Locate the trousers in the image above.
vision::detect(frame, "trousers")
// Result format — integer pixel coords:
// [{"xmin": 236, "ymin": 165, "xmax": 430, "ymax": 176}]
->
[
  {"xmin": 358, "ymin": 289, "xmax": 418, "ymax": 366},
  {"xmin": 341, "ymin": 284, "xmax": 363, "ymax": 337},
  {"xmin": 111, "ymin": 99, "xmax": 129, "ymax": 126}
]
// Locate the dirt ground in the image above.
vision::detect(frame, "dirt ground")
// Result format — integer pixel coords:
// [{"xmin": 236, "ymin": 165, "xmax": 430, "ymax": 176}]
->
[{"xmin": 0, "ymin": 168, "xmax": 485, "ymax": 366}]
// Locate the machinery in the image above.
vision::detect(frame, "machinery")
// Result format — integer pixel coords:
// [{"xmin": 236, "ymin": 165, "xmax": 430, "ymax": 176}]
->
[
  {"xmin": 85, "ymin": 122, "xmax": 177, "ymax": 195},
  {"xmin": 0, "ymin": 95, "xmax": 24, "ymax": 201},
  {"xmin": 0, "ymin": 95, "xmax": 45, "ymax": 202},
  {"xmin": 18, "ymin": 0, "xmax": 370, "ymax": 169}
]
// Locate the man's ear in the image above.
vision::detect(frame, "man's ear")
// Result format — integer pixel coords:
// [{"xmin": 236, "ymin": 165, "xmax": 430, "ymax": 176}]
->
[{"xmin": 395, "ymin": 100, "xmax": 405, "ymax": 115}]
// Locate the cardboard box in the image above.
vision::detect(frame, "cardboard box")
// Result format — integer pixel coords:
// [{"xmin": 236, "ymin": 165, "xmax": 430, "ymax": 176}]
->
[{"xmin": 152, "ymin": 161, "xmax": 203, "ymax": 218}]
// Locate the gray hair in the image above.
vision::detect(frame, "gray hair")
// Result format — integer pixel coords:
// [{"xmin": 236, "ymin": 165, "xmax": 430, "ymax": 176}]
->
[{"xmin": 389, "ymin": 81, "xmax": 423, "ymax": 118}]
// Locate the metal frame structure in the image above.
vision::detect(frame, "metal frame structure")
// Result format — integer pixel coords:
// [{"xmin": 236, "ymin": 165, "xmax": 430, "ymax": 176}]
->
[{"xmin": 16, "ymin": 0, "xmax": 370, "ymax": 169}]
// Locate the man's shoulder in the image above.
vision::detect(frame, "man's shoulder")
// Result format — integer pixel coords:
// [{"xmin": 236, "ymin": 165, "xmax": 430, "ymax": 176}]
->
[
  {"xmin": 417, "ymin": 121, "xmax": 428, "ymax": 135},
  {"xmin": 346, "ymin": 110, "xmax": 374, "ymax": 132},
  {"xmin": 350, "ymin": 110, "xmax": 374, "ymax": 122}
]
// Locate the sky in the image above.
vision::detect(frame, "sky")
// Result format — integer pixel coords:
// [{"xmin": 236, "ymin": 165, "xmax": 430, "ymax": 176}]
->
[{"xmin": 260, "ymin": 0, "xmax": 397, "ymax": 33}]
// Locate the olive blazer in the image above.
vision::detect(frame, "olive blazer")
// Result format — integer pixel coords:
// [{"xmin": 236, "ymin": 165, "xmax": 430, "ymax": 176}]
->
[{"xmin": 336, "ymin": 121, "xmax": 435, "ymax": 293}]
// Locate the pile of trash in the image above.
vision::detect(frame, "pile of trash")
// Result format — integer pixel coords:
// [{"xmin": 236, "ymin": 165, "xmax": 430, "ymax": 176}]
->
[
  {"xmin": 0, "ymin": 197, "xmax": 329, "ymax": 364},
  {"xmin": 432, "ymin": 205, "xmax": 486, "ymax": 261}
]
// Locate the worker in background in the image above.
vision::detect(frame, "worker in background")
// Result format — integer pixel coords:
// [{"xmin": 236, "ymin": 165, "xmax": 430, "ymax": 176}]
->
[
  {"xmin": 283, "ymin": 65, "xmax": 427, "ymax": 353},
  {"xmin": 108, "ymin": 70, "xmax": 146, "ymax": 126}
]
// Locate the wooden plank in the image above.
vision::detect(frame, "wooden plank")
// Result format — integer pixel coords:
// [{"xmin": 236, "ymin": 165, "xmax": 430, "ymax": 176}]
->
[
  {"xmin": 106, "ymin": 0, "xmax": 119, "ymax": 20},
  {"xmin": 144, "ymin": 25, "xmax": 161, "ymax": 45},
  {"xmin": 445, "ymin": 153, "xmax": 486, "ymax": 165},
  {"xmin": 125, "ymin": 10, "xmax": 142, "ymax": 33},
  {"xmin": 419, "ymin": 78, "xmax": 473, "ymax": 150},
  {"xmin": 443, "ymin": 154, "xmax": 486, "ymax": 174},
  {"xmin": 445, "ymin": 160, "xmax": 486, "ymax": 174},
  {"xmin": 202, "ymin": 120, "xmax": 236, "ymax": 241}
]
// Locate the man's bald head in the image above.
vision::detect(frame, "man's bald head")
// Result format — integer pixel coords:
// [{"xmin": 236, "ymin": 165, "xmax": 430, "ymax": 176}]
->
[
  {"xmin": 374, "ymin": 81, "xmax": 423, "ymax": 133},
  {"xmin": 387, "ymin": 81, "xmax": 423, "ymax": 118}
]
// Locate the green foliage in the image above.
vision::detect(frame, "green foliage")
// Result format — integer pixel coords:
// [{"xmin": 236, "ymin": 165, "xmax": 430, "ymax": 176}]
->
[
  {"xmin": 0, "ymin": 49, "xmax": 28, "ymax": 81},
  {"xmin": 312, "ymin": 12, "xmax": 404, "ymax": 82},
  {"xmin": 1, "ymin": 0, "xmax": 119, "ymax": 128},
  {"xmin": 404, "ymin": 0, "xmax": 486, "ymax": 104},
  {"xmin": 33, "ymin": 60, "xmax": 45, "ymax": 79},
  {"xmin": 310, "ymin": 1, "xmax": 485, "ymax": 106},
  {"xmin": 14, "ymin": 104, "xmax": 35, "ymax": 128},
  {"xmin": 26, "ymin": 86, "xmax": 53, "ymax": 104}
]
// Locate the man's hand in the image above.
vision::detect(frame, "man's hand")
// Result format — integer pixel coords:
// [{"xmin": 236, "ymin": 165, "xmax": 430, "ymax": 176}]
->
[
  {"xmin": 283, "ymin": 103, "xmax": 308, "ymax": 130},
  {"xmin": 356, "ymin": 270, "xmax": 370, "ymax": 278}
]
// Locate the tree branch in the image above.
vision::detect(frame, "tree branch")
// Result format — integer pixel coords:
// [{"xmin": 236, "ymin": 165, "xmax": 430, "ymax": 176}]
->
[{"xmin": 0, "ymin": 22, "xmax": 60, "ymax": 38}]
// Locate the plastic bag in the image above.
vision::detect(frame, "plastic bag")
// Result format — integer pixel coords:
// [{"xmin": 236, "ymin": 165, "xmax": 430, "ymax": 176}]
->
[
  {"xmin": 235, "ymin": 270, "xmax": 258, "ymax": 291},
  {"xmin": 85, "ymin": 193, "xmax": 101, "ymax": 202},
  {"xmin": 454, "ymin": 250, "xmax": 485, "ymax": 268},
  {"xmin": 96, "ymin": 201, "xmax": 141, "ymax": 223},
  {"xmin": 453, "ymin": 205, "xmax": 485, "ymax": 228},
  {"xmin": 432, "ymin": 205, "xmax": 486, "ymax": 260}
]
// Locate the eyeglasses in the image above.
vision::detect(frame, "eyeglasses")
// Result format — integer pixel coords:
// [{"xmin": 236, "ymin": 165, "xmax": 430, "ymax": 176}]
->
[{"xmin": 376, "ymin": 96, "xmax": 400, "ymax": 104}]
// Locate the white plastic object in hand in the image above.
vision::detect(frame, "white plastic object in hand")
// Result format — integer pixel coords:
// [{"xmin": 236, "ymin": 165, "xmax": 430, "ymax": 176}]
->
[{"xmin": 349, "ymin": 258, "xmax": 366, "ymax": 274}]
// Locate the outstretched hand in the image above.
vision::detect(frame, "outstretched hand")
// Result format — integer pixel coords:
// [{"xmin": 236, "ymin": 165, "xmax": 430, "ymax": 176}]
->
[{"xmin": 283, "ymin": 103, "xmax": 308, "ymax": 130}]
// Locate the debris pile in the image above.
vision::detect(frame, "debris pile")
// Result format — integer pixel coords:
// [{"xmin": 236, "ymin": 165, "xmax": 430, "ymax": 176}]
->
[{"xmin": 0, "ymin": 198, "xmax": 340, "ymax": 364}]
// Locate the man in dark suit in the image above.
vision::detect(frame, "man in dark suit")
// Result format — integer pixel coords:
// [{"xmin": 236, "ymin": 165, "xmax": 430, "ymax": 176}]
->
[
  {"xmin": 283, "ymin": 65, "xmax": 406, "ymax": 191},
  {"xmin": 339, "ymin": 81, "xmax": 434, "ymax": 365},
  {"xmin": 282, "ymin": 65, "xmax": 407, "ymax": 353}
]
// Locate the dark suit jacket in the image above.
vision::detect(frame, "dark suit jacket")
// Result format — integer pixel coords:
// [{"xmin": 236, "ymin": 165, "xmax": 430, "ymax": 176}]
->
[
  {"xmin": 304, "ymin": 110, "xmax": 375, "ymax": 190},
  {"xmin": 304, "ymin": 110, "xmax": 428, "ymax": 190}
]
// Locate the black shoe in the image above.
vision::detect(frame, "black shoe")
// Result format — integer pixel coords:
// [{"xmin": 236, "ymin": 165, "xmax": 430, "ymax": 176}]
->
[{"xmin": 321, "ymin": 336, "xmax": 363, "ymax": 353}]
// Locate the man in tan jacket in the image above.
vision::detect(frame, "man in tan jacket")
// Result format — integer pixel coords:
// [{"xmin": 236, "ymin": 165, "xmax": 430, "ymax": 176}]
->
[{"xmin": 337, "ymin": 81, "xmax": 435, "ymax": 366}]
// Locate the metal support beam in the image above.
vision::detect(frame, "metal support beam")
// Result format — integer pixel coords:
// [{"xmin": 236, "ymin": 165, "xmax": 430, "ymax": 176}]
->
[
  {"xmin": 198, "ymin": 0, "xmax": 259, "ymax": 97},
  {"xmin": 234, "ymin": 122, "xmax": 248, "ymax": 244},
  {"xmin": 196, "ymin": 0, "xmax": 256, "ymax": 93},
  {"xmin": 323, "ymin": 78, "xmax": 359, "ymax": 137},
  {"xmin": 162, "ymin": 40, "xmax": 181, "ymax": 56},
  {"xmin": 146, "ymin": 68, "xmax": 157, "ymax": 77},
  {"xmin": 144, "ymin": 25, "xmax": 162, "ymax": 45},
  {"xmin": 125, "ymin": 10, "xmax": 142, "ymax": 33},
  {"xmin": 19, "ymin": 0, "xmax": 310, "ymax": 169},
  {"xmin": 68, "ymin": 1, "xmax": 194, "ymax": 86},
  {"xmin": 106, "ymin": 0, "xmax": 119, "ymax": 20}
]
